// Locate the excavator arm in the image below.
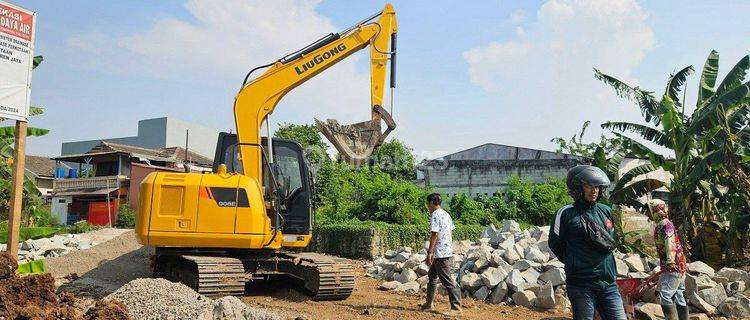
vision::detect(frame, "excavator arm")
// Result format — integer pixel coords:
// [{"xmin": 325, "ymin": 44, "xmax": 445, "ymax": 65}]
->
[{"xmin": 234, "ymin": 4, "xmax": 397, "ymax": 180}]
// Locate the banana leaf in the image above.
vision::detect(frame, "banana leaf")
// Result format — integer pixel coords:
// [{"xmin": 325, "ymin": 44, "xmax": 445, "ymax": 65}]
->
[
  {"xmin": 697, "ymin": 50, "xmax": 719, "ymax": 109},
  {"xmin": 16, "ymin": 259, "xmax": 45, "ymax": 275}
]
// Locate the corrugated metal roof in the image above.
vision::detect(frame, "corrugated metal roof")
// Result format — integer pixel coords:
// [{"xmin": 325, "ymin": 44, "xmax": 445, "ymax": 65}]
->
[
  {"xmin": 440, "ymin": 143, "xmax": 587, "ymax": 161},
  {"xmin": 53, "ymin": 141, "xmax": 213, "ymax": 166}
]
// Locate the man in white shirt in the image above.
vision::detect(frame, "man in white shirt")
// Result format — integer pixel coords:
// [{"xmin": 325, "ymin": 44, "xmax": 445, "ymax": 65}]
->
[{"xmin": 421, "ymin": 193, "xmax": 462, "ymax": 315}]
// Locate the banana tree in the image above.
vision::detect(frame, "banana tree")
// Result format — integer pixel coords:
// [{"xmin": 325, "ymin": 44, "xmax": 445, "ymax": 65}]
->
[
  {"xmin": 0, "ymin": 56, "xmax": 51, "ymax": 225},
  {"xmin": 595, "ymin": 65, "xmax": 703, "ymax": 230},
  {"xmin": 595, "ymin": 51, "xmax": 750, "ymax": 262}
]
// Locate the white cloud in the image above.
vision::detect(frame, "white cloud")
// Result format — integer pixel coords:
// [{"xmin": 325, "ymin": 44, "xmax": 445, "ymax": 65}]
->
[
  {"xmin": 463, "ymin": 0, "xmax": 656, "ymax": 146},
  {"xmin": 65, "ymin": 0, "xmax": 370, "ymax": 123},
  {"xmin": 505, "ymin": 9, "xmax": 526, "ymax": 25}
]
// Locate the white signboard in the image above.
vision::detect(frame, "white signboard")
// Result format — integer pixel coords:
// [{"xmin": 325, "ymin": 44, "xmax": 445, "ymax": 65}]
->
[{"xmin": 0, "ymin": 1, "xmax": 35, "ymax": 121}]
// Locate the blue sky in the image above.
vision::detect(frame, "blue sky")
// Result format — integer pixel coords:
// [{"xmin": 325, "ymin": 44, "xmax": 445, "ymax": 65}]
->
[{"xmin": 12, "ymin": 0, "xmax": 750, "ymax": 160}]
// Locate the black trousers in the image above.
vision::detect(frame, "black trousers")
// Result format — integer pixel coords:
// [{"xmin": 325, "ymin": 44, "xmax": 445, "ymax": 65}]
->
[{"xmin": 426, "ymin": 257, "xmax": 461, "ymax": 309}]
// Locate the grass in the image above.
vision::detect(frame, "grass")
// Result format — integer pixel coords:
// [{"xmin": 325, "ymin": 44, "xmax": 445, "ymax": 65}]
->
[{"xmin": 0, "ymin": 226, "xmax": 66, "ymax": 244}]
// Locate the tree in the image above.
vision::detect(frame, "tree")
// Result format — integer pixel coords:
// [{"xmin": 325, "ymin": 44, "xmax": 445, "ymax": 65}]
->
[
  {"xmin": 0, "ymin": 56, "xmax": 52, "ymax": 226},
  {"xmin": 596, "ymin": 50, "xmax": 750, "ymax": 261},
  {"xmin": 274, "ymin": 122, "xmax": 329, "ymax": 165},
  {"xmin": 551, "ymin": 120, "xmax": 624, "ymax": 159},
  {"xmin": 368, "ymin": 139, "xmax": 416, "ymax": 180}
]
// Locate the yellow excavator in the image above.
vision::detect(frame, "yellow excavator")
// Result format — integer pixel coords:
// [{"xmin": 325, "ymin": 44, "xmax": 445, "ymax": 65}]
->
[{"xmin": 135, "ymin": 4, "xmax": 397, "ymax": 300}]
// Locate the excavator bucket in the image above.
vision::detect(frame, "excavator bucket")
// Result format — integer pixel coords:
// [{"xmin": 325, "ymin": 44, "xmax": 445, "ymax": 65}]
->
[{"xmin": 315, "ymin": 106, "xmax": 396, "ymax": 164}]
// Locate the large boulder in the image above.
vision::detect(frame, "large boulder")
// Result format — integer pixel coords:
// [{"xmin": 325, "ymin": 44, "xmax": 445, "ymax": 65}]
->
[
  {"xmin": 727, "ymin": 281, "xmax": 747, "ymax": 297},
  {"xmin": 521, "ymin": 268, "xmax": 540, "ymax": 284},
  {"xmin": 481, "ymin": 224, "xmax": 500, "ymax": 239},
  {"xmin": 398, "ymin": 281, "xmax": 420, "ymax": 295},
  {"xmin": 502, "ymin": 220, "xmax": 521, "ymax": 233},
  {"xmin": 541, "ymin": 260, "xmax": 564, "ymax": 271},
  {"xmin": 689, "ymin": 291, "xmax": 716, "ymax": 315},
  {"xmin": 497, "ymin": 236, "xmax": 515, "ymax": 252},
  {"xmin": 686, "ymin": 273, "xmax": 717, "ymax": 296},
  {"xmin": 488, "ymin": 282, "xmax": 508, "ymax": 304},
  {"xmin": 623, "ymin": 254, "xmax": 646, "ymax": 272},
  {"xmin": 397, "ymin": 269, "xmax": 418, "ymax": 284},
  {"xmin": 473, "ymin": 286, "xmax": 490, "ymax": 301},
  {"xmin": 495, "ymin": 256, "xmax": 514, "ymax": 274},
  {"xmin": 506, "ymin": 269, "xmax": 528, "ymax": 292},
  {"xmin": 524, "ymin": 246, "xmax": 548, "ymax": 264},
  {"xmin": 512, "ymin": 290, "xmax": 536, "ymax": 308},
  {"xmin": 481, "ymin": 267, "xmax": 508, "ymax": 288},
  {"xmin": 473, "ymin": 255, "xmax": 490, "ymax": 272},
  {"xmin": 379, "ymin": 281, "xmax": 401, "ymax": 291},
  {"xmin": 489, "ymin": 251, "xmax": 505, "ymax": 268},
  {"xmin": 453, "ymin": 240, "xmax": 473, "ymax": 255},
  {"xmin": 392, "ymin": 252, "xmax": 410, "ymax": 263},
  {"xmin": 635, "ymin": 302, "xmax": 664, "ymax": 320},
  {"xmin": 467, "ymin": 245, "xmax": 493, "ymax": 262},
  {"xmin": 615, "ymin": 259, "xmax": 629, "ymax": 278},
  {"xmin": 539, "ymin": 268, "xmax": 566, "ymax": 287},
  {"xmin": 718, "ymin": 294, "xmax": 750, "ymax": 319},
  {"xmin": 459, "ymin": 272, "xmax": 483, "ymax": 290},
  {"xmin": 416, "ymin": 263, "xmax": 430, "ymax": 276},
  {"xmin": 530, "ymin": 226, "xmax": 550, "ymax": 241},
  {"xmin": 403, "ymin": 256, "xmax": 422, "ymax": 270},
  {"xmin": 715, "ymin": 267, "xmax": 749, "ymax": 283},
  {"xmin": 513, "ymin": 260, "xmax": 540, "ymax": 271},
  {"xmin": 688, "ymin": 261, "xmax": 715, "ymax": 277},
  {"xmin": 503, "ymin": 247, "xmax": 521, "ymax": 264},
  {"xmin": 535, "ymin": 282, "xmax": 556, "ymax": 309},
  {"xmin": 698, "ymin": 285, "xmax": 728, "ymax": 307}
]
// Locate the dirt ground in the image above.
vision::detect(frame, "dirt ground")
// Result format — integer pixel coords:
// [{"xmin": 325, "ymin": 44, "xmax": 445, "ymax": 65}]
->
[
  {"xmin": 49, "ymin": 230, "xmax": 570, "ymax": 320},
  {"xmin": 241, "ymin": 260, "xmax": 570, "ymax": 320}
]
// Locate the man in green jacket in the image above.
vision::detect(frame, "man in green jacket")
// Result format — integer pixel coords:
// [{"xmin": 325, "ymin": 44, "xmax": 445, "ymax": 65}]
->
[{"xmin": 549, "ymin": 165, "xmax": 626, "ymax": 320}]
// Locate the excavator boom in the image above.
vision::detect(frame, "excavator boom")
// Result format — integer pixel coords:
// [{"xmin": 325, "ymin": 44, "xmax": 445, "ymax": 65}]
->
[{"xmin": 235, "ymin": 4, "xmax": 397, "ymax": 168}]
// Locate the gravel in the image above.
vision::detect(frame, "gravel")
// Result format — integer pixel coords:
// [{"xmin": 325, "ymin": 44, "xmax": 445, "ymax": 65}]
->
[
  {"xmin": 49, "ymin": 230, "xmax": 153, "ymax": 297},
  {"xmin": 106, "ymin": 278, "xmax": 281, "ymax": 320},
  {"xmin": 107, "ymin": 278, "xmax": 214, "ymax": 320}
]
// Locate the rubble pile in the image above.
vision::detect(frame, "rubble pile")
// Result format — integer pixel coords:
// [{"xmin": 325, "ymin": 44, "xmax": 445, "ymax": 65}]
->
[
  {"xmin": 0, "ymin": 233, "xmax": 100, "ymax": 263},
  {"xmin": 365, "ymin": 220, "xmax": 750, "ymax": 318}
]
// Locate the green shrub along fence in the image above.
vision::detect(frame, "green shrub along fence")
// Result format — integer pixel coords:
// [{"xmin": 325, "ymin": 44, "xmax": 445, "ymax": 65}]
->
[{"xmin": 310, "ymin": 221, "xmax": 484, "ymax": 259}]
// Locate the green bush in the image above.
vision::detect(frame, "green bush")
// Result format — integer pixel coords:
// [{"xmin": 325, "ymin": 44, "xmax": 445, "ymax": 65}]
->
[
  {"xmin": 116, "ymin": 204, "xmax": 136, "ymax": 228},
  {"xmin": 68, "ymin": 221, "xmax": 97, "ymax": 234},
  {"xmin": 312, "ymin": 220, "xmax": 484, "ymax": 258},
  {"xmin": 24, "ymin": 205, "xmax": 59, "ymax": 227},
  {"xmin": 447, "ymin": 176, "xmax": 571, "ymax": 227},
  {"xmin": 448, "ymin": 193, "xmax": 498, "ymax": 226},
  {"xmin": 315, "ymin": 162, "xmax": 430, "ymax": 225}
]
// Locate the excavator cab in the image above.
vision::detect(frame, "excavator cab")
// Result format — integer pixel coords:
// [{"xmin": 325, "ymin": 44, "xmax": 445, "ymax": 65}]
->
[{"xmin": 212, "ymin": 132, "xmax": 312, "ymax": 236}]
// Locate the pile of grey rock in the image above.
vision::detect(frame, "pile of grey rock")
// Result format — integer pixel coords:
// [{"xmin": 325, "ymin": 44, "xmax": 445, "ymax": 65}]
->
[
  {"xmin": 365, "ymin": 220, "xmax": 750, "ymax": 318},
  {"xmin": 8, "ymin": 234, "xmax": 98, "ymax": 263},
  {"xmin": 635, "ymin": 261, "xmax": 750, "ymax": 319}
]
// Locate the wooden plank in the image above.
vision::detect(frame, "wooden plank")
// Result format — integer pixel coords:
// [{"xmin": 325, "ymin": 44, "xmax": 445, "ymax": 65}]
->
[{"xmin": 6, "ymin": 120, "xmax": 28, "ymax": 261}]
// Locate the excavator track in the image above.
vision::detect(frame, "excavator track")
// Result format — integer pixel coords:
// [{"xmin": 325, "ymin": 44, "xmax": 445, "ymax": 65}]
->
[
  {"xmin": 160, "ymin": 255, "xmax": 246, "ymax": 298},
  {"xmin": 155, "ymin": 251, "xmax": 354, "ymax": 300},
  {"xmin": 282, "ymin": 252, "xmax": 355, "ymax": 301}
]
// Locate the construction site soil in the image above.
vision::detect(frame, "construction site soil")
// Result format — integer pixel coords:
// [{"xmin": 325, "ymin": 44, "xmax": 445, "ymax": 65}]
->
[
  {"xmin": 0, "ymin": 252, "xmax": 129, "ymax": 320},
  {"xmin": 44, "ymin": 230, "xmax": 568, "ymax": 319}
]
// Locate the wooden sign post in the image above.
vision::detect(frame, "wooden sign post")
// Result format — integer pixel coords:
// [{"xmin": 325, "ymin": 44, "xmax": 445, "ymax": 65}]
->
[
  {"xmin": 6, "ymin": 121, "xmax": 27, "ymax": 258},
  {"xmin": 0, "ymin": 1, "xmax": 36, "ymax": 262}
]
